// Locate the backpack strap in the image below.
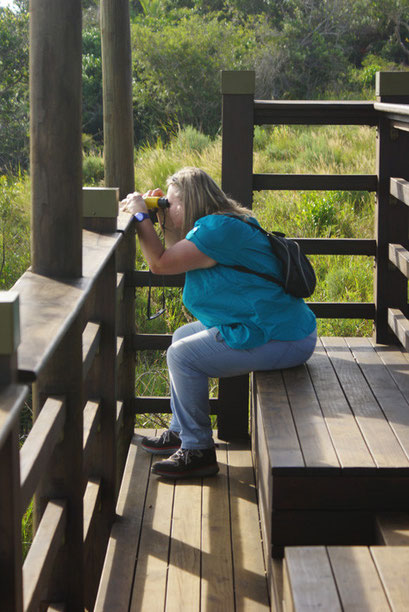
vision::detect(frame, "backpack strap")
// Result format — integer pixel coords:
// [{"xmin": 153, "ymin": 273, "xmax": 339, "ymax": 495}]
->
[{"xmin": 222, "ymin": 213, "xmax": 285, "ymax": 286}]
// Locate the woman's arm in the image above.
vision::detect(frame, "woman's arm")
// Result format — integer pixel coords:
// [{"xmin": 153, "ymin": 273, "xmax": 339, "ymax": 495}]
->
[{"xmin": 121, "ymin": 192, "xmax": 217, "ymax": 275}]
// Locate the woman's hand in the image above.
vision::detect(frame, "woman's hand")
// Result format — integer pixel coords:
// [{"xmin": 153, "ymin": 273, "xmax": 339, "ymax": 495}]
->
[
  {"xmin": 120, "ymin": 188, "xmax": 164, "ymax": 215},
  {"xmin": 120, "ymin": 192, "xmax": 147, "ymax": 215}
]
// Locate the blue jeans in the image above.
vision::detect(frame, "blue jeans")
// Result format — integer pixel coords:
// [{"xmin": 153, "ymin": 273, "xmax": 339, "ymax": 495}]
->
[{"xmin": 167, "ymin": 321, "xmax": 317, "ymax": 449}]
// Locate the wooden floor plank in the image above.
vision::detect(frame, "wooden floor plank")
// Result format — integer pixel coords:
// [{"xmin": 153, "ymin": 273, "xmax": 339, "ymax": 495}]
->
[
  {"xmin": 255, "ymin": 371, "xmax": 304, "ymax": 469},
  {"xmin": 94, "ymin": 430, "xmax": 154, "ymax": 612},
  {"xmin": 347, "ymin": 338, "xmax": 409, "ymax": 461},
  {"xmin": 227, "ymin": 442, "xmax": 270, "ymax": 611},
  {"xmin": 284, "ymin": 547, "xmax": 341, "ymax": 612},
  {"xmin": 96, "ymin": 432, "xmax": 270, "ymax": 611},
  {"xmin": 307, "ymin": 339, "xmax": 375, "ymax": 468},
  {"xmin": 371, "ymin": 546, "xmax": 409, "ymax": 611},
  {"xmin": 322, "ymin": 337, "xmax": 409, "ymax": 468},
  {"xmin": 129, "ymin": 443, "xmax": 175, "ymax": 612},
  {"xmin": 371, "ymin": 340, "xmax": 409, "ymax": 395},
  {"xmin": 283, "ymin": 364, "xmax": 340, "ymax": 468},
  {"xmin": 328, "ymin": 546, "xmax": 390, "ymax": 611},
  {"xmin": 165, "ymin": 477, "xmax": 202, "ymax": 612},
  {"xmin": 201, "ymin": 440, "xmax": 235, "ymax": 612}
]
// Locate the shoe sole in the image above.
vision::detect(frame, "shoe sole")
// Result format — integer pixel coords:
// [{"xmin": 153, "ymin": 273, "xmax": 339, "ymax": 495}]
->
[
  {"xmin": 151, "ymin": 463, "xmax": 219, "ymax": 479},
  {"xmin": 141, "ymin": 443, "xmax": 180, "ymax": 455}
]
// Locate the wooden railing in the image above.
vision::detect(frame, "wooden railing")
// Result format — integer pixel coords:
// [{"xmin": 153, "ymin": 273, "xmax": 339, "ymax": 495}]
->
[
  {"xmin": 1, "ymin": 68, "xmax": 409, "ymax": 610},
  {"xmin": 0, "ymin": 207, "xmax": 136, "ymax": 611},
  {"xmin": 220, "ymin": 70, "xmax": 409, "ymax": 344}
]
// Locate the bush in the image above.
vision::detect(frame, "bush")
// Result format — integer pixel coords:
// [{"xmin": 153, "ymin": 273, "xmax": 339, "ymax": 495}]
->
[
  {"xmin": 0, "ymin": 173, "xmax": 30, "ymax": 288},
  {"xmin": 130, "ymin": 12, "xmax": 256, "ymax": 144},
  {"xmin": 83, "ymin": 154, "xmax": 104, "ymax": 185}
]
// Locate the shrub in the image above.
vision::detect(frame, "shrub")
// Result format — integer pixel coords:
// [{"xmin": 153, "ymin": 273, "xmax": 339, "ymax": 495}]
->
[{"xmin": 83, "ymin": 154, "xmax": 104, "ymax": 186}]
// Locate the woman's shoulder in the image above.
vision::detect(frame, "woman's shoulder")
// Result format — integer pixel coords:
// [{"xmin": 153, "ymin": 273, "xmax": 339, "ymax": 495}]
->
[
  {"xmin": 186, "ymin": 213, "xmax": 259, "ymax": 253},
  {"xmin": 193, "ymin": 212, "xmax": 259, "ymax": 230}
]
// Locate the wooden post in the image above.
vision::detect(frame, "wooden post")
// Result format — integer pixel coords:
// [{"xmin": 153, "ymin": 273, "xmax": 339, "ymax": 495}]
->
[
  {"xmin": 0, "ymin": 292, "xmax": 25, "ymax": 612},
  {"xmin": 221, "ymin": 70, "xmax": 255, "ymax": 207},
  {"xmin": 100, "ymin": 0, "xmax": 135, "ymax": 199},
  {"xmin": 374, "ymin": 72, "xmax": 409, "ymax": 343},
  {"xmin": 82, "ymin": 253, "xmax": 117, "ymax": 610},
  {"xmin": 116, "ymin": 225, "xmax": 136, "ymax": 492},
  {"xmin": 30, "ymin": 0, "xmax": 83, "ymax": 278},
  {"xmin": 218, "ymin": 71, "xmax": 255, "ymax": 440}
]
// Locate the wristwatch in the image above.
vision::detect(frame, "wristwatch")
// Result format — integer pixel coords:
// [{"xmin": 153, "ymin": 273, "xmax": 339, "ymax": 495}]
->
[{"xmin": 134, "ymin": 212, "xmax": 150, "ymax": 222}]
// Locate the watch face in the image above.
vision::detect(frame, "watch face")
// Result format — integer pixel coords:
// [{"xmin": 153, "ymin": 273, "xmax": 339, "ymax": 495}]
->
[{"xmin": 135, "ymin": 212, "xmax": 148, "ymax": 222}]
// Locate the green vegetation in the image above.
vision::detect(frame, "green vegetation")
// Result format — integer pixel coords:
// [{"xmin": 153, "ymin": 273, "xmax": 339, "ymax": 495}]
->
[{"xmin": 1, "ymin": 0, "xmax": 408, "ymax": 168}]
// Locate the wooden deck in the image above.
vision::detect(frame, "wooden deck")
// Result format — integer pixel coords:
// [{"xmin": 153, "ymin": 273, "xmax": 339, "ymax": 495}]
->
[{"xmin": 95, "ymin": 430, "xmax": 271, "ymax": 611}]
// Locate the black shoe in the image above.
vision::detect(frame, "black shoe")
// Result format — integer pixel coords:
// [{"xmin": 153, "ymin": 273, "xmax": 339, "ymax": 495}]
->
[
  {"xmin": 151, "ymin": 447, "xmax": 219, "ymax": 479},
  {"xmin": 141, "ymin": 430, "xmax": 181, "ymax": 455}
]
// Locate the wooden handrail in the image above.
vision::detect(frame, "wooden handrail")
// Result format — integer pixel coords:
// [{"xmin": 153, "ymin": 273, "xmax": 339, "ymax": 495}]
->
[
  {"xmin": 388, "ymin": 309, "xmax": 409, "ymax": 351},
  {"xmin": 375, "ymin": 101, "xmax": 409, "ymax": 117},
  {"xmin": 254, "ymin": 100, "xmax": 379, "ymax": 125},
  {"xmin": 253, "ymin": 173, "xmax": 377, "ymax": 191},
  {"xmin": 390, "ymin": 178, "xmax": 409, "ymax": 206}
]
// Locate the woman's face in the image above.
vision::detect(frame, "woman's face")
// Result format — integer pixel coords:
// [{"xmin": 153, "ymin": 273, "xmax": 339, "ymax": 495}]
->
[{"xmin": 165, "ymin": 184, "xmax": 184, "ymax": 230}]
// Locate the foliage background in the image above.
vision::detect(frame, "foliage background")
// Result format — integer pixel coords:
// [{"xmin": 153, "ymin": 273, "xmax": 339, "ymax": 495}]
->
[{"xmin": 1, "ymin": 0, "xmax": 408, "ymax": 168}]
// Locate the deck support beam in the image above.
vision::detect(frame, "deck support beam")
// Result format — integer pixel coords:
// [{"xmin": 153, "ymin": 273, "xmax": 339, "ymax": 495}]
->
[
  {"xmin": 100, "ymin": 0, "xmax": 135, "ymax": 199},
  {"xmin": 30, "ymin": 0, "xmax": 83, "ymax": 278}
]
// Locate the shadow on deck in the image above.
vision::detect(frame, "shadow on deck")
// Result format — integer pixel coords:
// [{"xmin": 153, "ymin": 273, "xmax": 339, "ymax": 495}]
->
[{"xmin": 95, "ymin": 431, "xmax": 271, "ymax": 611}]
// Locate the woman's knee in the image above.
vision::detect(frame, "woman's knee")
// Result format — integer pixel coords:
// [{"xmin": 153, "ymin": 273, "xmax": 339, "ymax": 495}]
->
[{"xmin": 172, "ymin": 321, "xmax": 202, "ymax": 344}]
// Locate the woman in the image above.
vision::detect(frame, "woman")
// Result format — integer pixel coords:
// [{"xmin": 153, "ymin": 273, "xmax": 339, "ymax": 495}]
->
[{"xmin": 121, "ymin": 167, "xmax": 316, "ymax": 479}]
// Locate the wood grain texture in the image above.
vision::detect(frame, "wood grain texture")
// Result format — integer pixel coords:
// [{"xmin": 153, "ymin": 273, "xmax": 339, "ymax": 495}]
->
[
  {"xmin": 100, "ymin": 0, "xmax": 134, "ymax": 199},
  {"xmin": 20, "ymin": 396, "xmax": 66, "ymax": 513},
  {"xmin": 30, "ymin": 0, "xmax": 82, "ymax": 277},
  {"xmin": 328, "ymin": 546, "xmax": 390, "ymax": 611},
  {"xmin": 23, "ymin": 500, "xmax": 67, "ymax": 612},
  {"xmin": 228, "ymin": 441, "xmax": 270, "ymax": 611},
  {"xmin": 94, "ymin": 431, "xmax": 154, "ymax": 612},
  {"xmin": 284, "ymin": 547, "xmax": 341, "ymax": 612}
]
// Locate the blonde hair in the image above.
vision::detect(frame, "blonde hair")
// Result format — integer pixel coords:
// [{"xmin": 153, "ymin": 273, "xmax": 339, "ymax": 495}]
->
[{"xmin": 167, "ymin": 167, "xmax": 253, "ymax": 235}]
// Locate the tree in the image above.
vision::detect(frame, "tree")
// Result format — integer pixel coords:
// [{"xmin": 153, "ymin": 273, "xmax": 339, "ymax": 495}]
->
[
  {"xmin": 82, "ymin": 27, "xmax": 103, "ymax": 140},
  {"xmin": 0, "ymin": 4, "xmax": 29, "ymax": 171}
]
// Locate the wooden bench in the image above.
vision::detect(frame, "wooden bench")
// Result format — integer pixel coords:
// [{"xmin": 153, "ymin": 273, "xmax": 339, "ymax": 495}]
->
[
  {"xmin": 251, "ymin": 336, "xmax": 409, "ymax": 594},
  {"xmin": 283, "ymin": 545, "xmax": 409, "ymax": 611}
]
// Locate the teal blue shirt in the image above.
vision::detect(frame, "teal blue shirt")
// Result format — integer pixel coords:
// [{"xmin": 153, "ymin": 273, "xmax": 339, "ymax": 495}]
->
[{"xmin": 184, "ymin": 214, "xmax": 316, "ymax": 349}]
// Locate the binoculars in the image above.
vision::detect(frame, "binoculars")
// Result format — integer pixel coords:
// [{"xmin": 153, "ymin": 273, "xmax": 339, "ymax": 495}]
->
[{"xmin": 143, "ymin": 196, "xmax": 170, "ymax": 210}]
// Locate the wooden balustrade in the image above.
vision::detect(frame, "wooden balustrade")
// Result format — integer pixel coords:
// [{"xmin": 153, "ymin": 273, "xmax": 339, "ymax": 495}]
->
[{"xmin": 0, "ymin": 207, "xmax": 136, "ymax": 611}]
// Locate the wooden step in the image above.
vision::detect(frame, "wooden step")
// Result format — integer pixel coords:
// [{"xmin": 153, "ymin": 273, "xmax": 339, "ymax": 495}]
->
[
  {"xmin": 252, "ymin": 336, "xmax": 409, "ymax": 568},
  {"xmin": 283, "ymin": 545, "xmax": 409, "ymax": 611}
]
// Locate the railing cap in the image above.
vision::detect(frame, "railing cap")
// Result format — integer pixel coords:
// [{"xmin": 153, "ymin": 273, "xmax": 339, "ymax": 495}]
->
[
  {"xmin": 83, "ymin": 187, "xmax": 119, "ymax": 218},
  {"xmin": 376, "ymin": 71, "xmax": 409, "ymax": 97},
  {"xmin": 0, "ymin": 291, "xmax": 20, "ymax": 355},
  {"xmin": 221, "ymin": 70, "xmax": 255, "ymax": 95}
]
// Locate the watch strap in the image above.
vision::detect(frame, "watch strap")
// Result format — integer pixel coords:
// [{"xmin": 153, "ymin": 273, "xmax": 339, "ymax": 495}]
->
[{"xmin": 134, "ymin": 212, "xmax": 150, "ymax": 222}]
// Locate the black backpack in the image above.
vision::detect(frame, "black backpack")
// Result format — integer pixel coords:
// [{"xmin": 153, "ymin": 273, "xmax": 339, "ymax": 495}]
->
[{"xmin": 224, "ymin": 214, "xmax": 316, "ymax": 299}]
